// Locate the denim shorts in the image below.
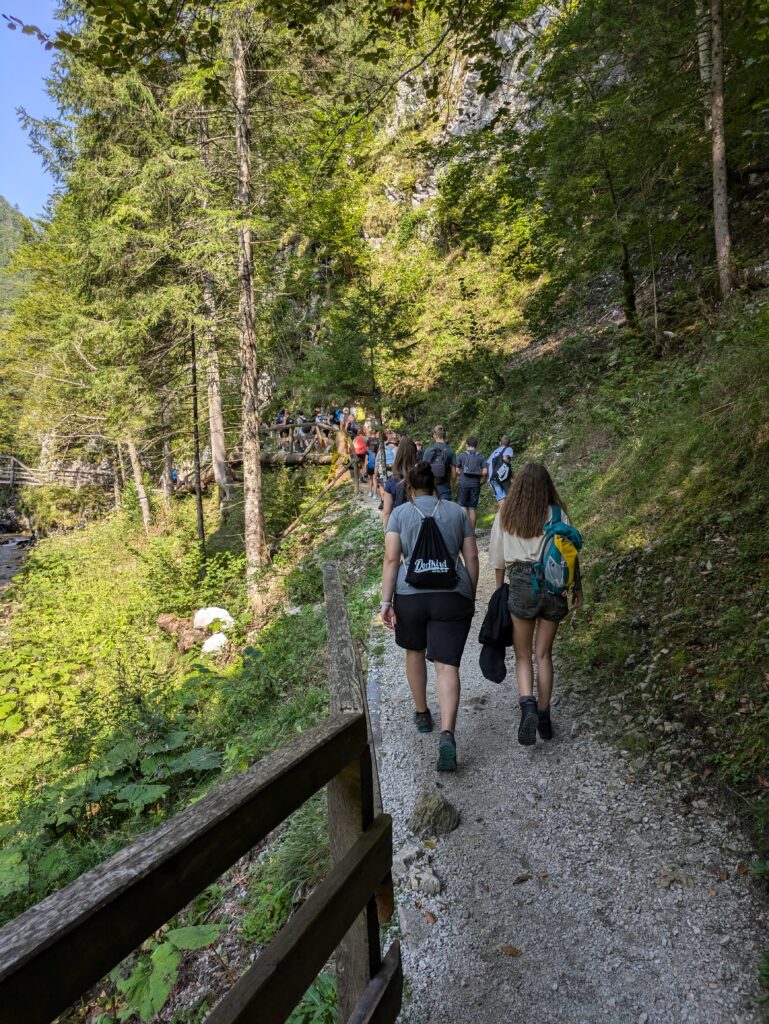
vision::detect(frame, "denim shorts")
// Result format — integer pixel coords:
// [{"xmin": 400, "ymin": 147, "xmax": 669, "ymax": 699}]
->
[
  {"xmin": 508, "ymin": 563, "xmax": 568, "ymax": 622},
  {"xmin": 489, "ymin": 479, "xmax": 509, "ymax": 502}
]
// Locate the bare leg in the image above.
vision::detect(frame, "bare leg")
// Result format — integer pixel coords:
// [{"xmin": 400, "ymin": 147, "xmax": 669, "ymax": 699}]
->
[
  {"xmin": 512, "ymin": 615, "xmax": 536, "ymax": 698},
  {"xmin": 405, "ymin": 649, "xmax": 428, "ymax": 712},
  {"xmin": 534, "ymin": 618, "xmax": 560, "ymax": 708},
  {"xmin": 467, "ymin": 508, "xmax": 477, "ymax": 530},
  {"xmin": 434, "ymin": 661, "xmax": 461, "ymax": 732}
]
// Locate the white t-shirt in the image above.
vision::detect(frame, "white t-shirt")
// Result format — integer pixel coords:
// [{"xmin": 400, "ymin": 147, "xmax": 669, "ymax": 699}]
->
[{"xmin": 488, "ymin": 506, "xmax": 571, "ymax": 568}]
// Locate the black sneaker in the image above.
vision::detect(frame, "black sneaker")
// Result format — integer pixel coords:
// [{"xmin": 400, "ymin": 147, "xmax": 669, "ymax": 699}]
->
[
  {"xmin": 518, "ymin": 700, "xmax": 538, "ymax": 746},
  {"xmin": 436, "ymin": 731, "xmax": 457, "ymax": 771},
  {"xmin": 414, "ymin": 708, "xmax": 434, "ymax": 734},
  {"xmin": 537, "ymin": 707, "xmax": 553, "ymax": 740}
]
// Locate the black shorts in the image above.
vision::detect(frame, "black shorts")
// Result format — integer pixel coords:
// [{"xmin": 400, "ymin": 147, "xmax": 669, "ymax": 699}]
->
[
  {"xmin": 393, "ymin": 592, "xmax": 475, "ymax": 666},
  {"xmin": 456, "ymin": 484, "xmax": 481, "ymax": 509},
  {"xmin": 508, "ymin": 564, "xmax": 568, "ymax": 622}
]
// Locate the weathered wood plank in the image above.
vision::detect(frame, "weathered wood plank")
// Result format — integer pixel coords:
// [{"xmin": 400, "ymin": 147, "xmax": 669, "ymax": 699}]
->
[
  {"xmin": 347, "ymin": 943, "xmax": 403, "ymax": 1024},
  {"xmin": 0, "ymin": 713, "xmax": 367, "ymax": 1024},
  {"xmin": 206, "ymin": 813, "xmax": 392, "ymax": 1024},
  {"xmin": 324, "ymin": 562, "xmax": 391, "ymax": 1021}
]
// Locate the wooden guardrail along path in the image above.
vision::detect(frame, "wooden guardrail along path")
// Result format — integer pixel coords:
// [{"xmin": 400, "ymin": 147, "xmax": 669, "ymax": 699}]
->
[{"xmin": 0, "ymin": 562, "xmax": 399, "ymax": 1024}]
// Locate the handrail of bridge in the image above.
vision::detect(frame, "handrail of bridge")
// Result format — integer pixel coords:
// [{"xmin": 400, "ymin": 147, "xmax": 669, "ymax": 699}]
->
[
  {"xmin": 0, "ymin": 561, "xmax": 398, "ymax": 1024},
  {"xmin": 0, "ymin": 455, "xmax": 113, "ymax": 490}
]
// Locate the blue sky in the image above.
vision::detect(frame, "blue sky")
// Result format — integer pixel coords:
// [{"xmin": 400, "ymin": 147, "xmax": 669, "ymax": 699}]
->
[{"xmin": 0, "ymin": 0, "xmax": 59, "ymax": 217}]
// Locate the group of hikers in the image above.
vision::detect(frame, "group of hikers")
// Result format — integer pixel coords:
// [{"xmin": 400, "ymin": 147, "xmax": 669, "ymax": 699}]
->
[
  {"xmin": 378, "ymin": 425, "xmax": 583, "ymax": 772},
  {"xmin": 272, "ymin": 404, "xmax": 371, "ymax": 452}
]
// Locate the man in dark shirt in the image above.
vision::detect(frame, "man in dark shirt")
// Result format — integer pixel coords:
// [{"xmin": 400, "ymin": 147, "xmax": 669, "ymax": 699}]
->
[
  {"xmin": 455, "ymin": 436, "xmax": 487, "ymax": 529},
  {"xmin": 422, "ymin": 425, "xmax": 457, "ymax": 500}
]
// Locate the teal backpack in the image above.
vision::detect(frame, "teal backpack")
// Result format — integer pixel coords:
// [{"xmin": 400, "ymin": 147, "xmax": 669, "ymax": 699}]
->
[{"xmin": 532, "ymin": 506, "xmax": 583, "ymax": 596}]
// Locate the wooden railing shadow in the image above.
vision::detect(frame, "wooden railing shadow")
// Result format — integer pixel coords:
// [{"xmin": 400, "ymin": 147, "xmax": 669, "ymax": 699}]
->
[{"xmin": 0, "ymin": 562, "xmax": 399, "ymax": 1024}]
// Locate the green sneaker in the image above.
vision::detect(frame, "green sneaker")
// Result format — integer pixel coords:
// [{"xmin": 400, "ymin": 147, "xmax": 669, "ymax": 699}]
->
[{"xmin": 436, "ymin": 731, "xmax": 457, "ymax": 771}]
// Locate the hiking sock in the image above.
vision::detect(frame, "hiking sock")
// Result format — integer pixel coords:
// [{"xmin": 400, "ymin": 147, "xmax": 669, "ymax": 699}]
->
[
  {"xmin": 517, "ymin": 697, "xmax": 538, "ymax": 746},
  {"xmin": 537, "ymin": 705, "xmax": 553, "ymax": 740},
  {"xmin": 436, "ymin": 730, "xmax": 457, "ymax": 771}
]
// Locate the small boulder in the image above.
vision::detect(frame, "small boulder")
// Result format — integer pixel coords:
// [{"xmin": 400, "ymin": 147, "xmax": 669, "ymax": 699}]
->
[
  {"xmin": 178, "ymin": 627, "xmax": 207, "ymax": 653},
  {"xmin": 202, "ymin": 632, "xmax": 229, "ymax": 654},
  {"xmin": 392, "ymin": 841, "xmax": 423, "ymax": 882},
  {"xmin": 408, "ymin": 862, "xmax": 441, "ymax": 895},
  {"xmin": 157, "ymin": 613, "xmax": 188, "ymax": 636},
  {"xmin": 409, "ymin": 792, "xmax": 460, "ymax": 838},
  {"xmin": 193, "ymin": 606, "xmax": 235, "ymax": 632}
]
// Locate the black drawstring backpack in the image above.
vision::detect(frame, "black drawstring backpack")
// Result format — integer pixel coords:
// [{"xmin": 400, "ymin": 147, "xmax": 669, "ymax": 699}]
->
[{"xmin": 404, "ymin": 501, "xmax": 459, "ymax": 589}]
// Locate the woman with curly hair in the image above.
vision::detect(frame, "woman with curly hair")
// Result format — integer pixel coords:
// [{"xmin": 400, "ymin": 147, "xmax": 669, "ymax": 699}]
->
[{"xmin": 489, "ymin": 463, "xmax": 583, "ymax": 745}]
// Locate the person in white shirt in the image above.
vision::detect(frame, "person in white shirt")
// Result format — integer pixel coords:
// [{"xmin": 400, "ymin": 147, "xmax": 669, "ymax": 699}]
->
[{"xmin": 488, "ymin": 463, "xmax": 583, "ymax": 745}]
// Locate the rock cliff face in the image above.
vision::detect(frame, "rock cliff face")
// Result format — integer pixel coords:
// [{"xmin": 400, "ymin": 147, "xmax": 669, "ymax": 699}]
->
[{"xmin": 387, "ymin": 16, "xmax": 546, "ymax": 208}]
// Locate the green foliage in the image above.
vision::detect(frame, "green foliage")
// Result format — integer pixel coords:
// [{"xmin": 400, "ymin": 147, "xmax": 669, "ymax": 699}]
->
[
  {"xmin": 287, "ymin": 975, "xmax": 338, "ymax": 1024},
  {"xmin": 242, "ymin": 795, "xmax": 329, "ymax": 945},
  {"xmin": 112, "ymin": 924, "xmax": 225, "ymax": 1022},
  {"xmin": 17, "ymin": 484, "xmax": 114, "ymax": 534}
]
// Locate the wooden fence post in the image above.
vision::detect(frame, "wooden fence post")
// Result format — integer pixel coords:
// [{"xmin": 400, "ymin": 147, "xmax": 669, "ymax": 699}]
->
[{"xmin": 323, "ymin": 562, "xmax": 391, "ymax": 1022}]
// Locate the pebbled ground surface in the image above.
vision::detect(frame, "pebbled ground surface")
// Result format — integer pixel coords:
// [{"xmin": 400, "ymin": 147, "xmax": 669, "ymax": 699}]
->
[{"xmin": 369, "ymin": 527, "xmax": 767, "ymax": 1024}]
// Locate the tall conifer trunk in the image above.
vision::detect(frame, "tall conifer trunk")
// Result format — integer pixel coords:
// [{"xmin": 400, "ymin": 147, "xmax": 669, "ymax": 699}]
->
[
  {"xmin": 232, "ymin": 26, "xmax": 269, "ymax": 603},
  {"xmin": 160, "ymin": 387, "xmax": 173, "ymax": 504},
  {"xmin": 710, "ymin": 0, "xmax": 733, "ymax": 298},
  {"xmin": 199, "ymin": 114, "xmax": 233, "ymax": 504},
  {"xmin": 126, "ymin": 438, "xmax": 152, "ymax": 532}
]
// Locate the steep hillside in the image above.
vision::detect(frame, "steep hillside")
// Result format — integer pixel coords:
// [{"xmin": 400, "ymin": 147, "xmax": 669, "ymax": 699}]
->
[{"xmin": 0, "ymin": 195, "xmax": 29, "ymax": 452}]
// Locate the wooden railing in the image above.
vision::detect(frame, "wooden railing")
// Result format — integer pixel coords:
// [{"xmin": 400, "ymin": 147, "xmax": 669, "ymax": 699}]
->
[
  {"xmin": 259, "ymin": 420, "xmax": 347, "ymax": 465},
  {"xmin": 0, "ymin": 563, "xmax": 399, "ymax": 1024},
  {"xmin": 0, "ymin": 455, "xmax": 113, "ymax": 490}
]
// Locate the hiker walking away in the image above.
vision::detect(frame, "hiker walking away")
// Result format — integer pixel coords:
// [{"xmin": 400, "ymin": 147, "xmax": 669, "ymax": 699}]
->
[
  {"xmin": 366, "ymin": 440, "xmax": 379, "ymax": 499},
  {"xmin": 382, "ymin": 436, "xmax": 418, "ymax": 531},
  {"xmin": 423, "ymin": 425, "xmax": 457, "ymax": 501},
  {"xmin": 487, "ymin": 435, "xmax": 514, "ymax": 504},
  {"xmin": 455, "ymin": 436, "xmax": 487, "ymax": 530},
  {"xmin": 381, "ymin": 460, "xmax": 479, "ymax": 771},
  {"xmin": 376, "ymin": 435, "xmax": 398, "ymax": 509},
  {"xmin": 488, "ymin": 463, "xmax": 583, "ymax": 745},
  {"xmin": 352, "ymin": 432, "xmax": 368, "ymax": 487}
]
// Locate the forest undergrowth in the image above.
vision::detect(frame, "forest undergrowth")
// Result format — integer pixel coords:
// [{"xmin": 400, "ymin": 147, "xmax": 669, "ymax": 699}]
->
[{"xmin": 0, "ymin": 467, "xmax": 383, "ymax": 1022}]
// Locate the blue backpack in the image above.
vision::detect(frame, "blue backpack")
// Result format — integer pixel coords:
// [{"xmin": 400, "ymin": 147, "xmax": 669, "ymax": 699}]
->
[
  {"xmin": 367, "ymin": 449, "xmax": 376, "ymax": 472},
  {"xmin": 532, "ymin": 506, "xmax": 583, "ymax": 596}
]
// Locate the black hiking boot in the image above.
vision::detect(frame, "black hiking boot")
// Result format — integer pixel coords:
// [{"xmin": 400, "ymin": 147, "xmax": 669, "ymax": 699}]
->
[
  {"xmin": 517, "ymin": 698, "xmax": 538, "ymax": 746},
  {"xmin": 436, "ymin": 730, "xmax": 457, "ymax": 771},
  {"xmin": 414, "ymin": 708, "xmax": 434, "ymax": 734},
  {"xmin": 537, "ymin": 706, "xmax": 553, "ymax": 740}
]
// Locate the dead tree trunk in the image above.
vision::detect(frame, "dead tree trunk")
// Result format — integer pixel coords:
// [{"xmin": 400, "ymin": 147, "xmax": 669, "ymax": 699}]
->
[
  {"xmin": 233, "ymin": 27, "xmax": 269, "ymax": 605},
  {"xmin": 125, "ymin": 438, "xmax": 152, "ymax": 533},
  {"xmin": 710, "ymin": 0, "xmax": 733, "ymax": 299}
]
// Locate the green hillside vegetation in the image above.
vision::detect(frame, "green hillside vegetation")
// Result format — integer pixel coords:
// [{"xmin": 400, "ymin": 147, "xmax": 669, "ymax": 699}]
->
[{"xmin": 0, "ymin": 195, "xmax": 30, "ymax": 451}]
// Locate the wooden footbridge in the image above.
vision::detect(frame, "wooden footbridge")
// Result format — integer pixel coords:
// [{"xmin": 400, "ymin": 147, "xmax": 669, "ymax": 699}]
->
[
  {"xmin": 0, "ymin": 456, "xmax": 113, "ymax": 490},
  {"xmin": 0, "ymin": 563, "xmax": 401, "ymax": 1024}
]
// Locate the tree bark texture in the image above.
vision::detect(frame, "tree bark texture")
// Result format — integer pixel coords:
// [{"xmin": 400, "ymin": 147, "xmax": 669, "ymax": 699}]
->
[
  {"xmin": 233, "ymin": 27, "xmax": 269, "ymax": 602},
  {"xmin": 710, "ymin": 0, "xmax": 733, "ymax": 299},
  {"xmin": 160, "ymin": 387, "xmax": 173, "ymax": 504},
  {"xmin": 202, "ymin": 276, "xmax": 233, "ymax": 504},
  {"xmin": 125, "ymin": 438, "xmax": 152, "ymax": 532},
  {"xmin": 199, "ymin": 114, "xmax": 233, "ymax": 505},
  {"xmin": 190, "ymin": 327, "xmax": 206, "ymax": 553}
]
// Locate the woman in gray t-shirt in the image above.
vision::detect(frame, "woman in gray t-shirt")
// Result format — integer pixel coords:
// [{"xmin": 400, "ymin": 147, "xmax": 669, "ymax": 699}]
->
[{"xmin": 381, "ymin": 461, "xmax": 479, "ymax": 772}]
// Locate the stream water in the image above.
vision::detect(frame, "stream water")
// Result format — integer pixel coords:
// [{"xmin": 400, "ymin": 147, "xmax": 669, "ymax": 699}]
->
[{"xmin": 0, "ymin": 535, "xmax": 31, "ymax": 591}]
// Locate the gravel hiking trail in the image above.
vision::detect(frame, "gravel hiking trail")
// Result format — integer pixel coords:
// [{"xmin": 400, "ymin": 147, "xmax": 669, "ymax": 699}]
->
[{"xmin": 366, "ymin": 521, "xmax": 767, "ymax": 1024}]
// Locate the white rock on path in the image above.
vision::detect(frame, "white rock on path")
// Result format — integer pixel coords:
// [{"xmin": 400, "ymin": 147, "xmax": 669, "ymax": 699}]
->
[
  {"xmin": 193, "ymin": 606, "xmax": 234, "ymax": 632},
  {"xmin": 201, "ymin": 632, "xmax": 228, "ymax": 654}
]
